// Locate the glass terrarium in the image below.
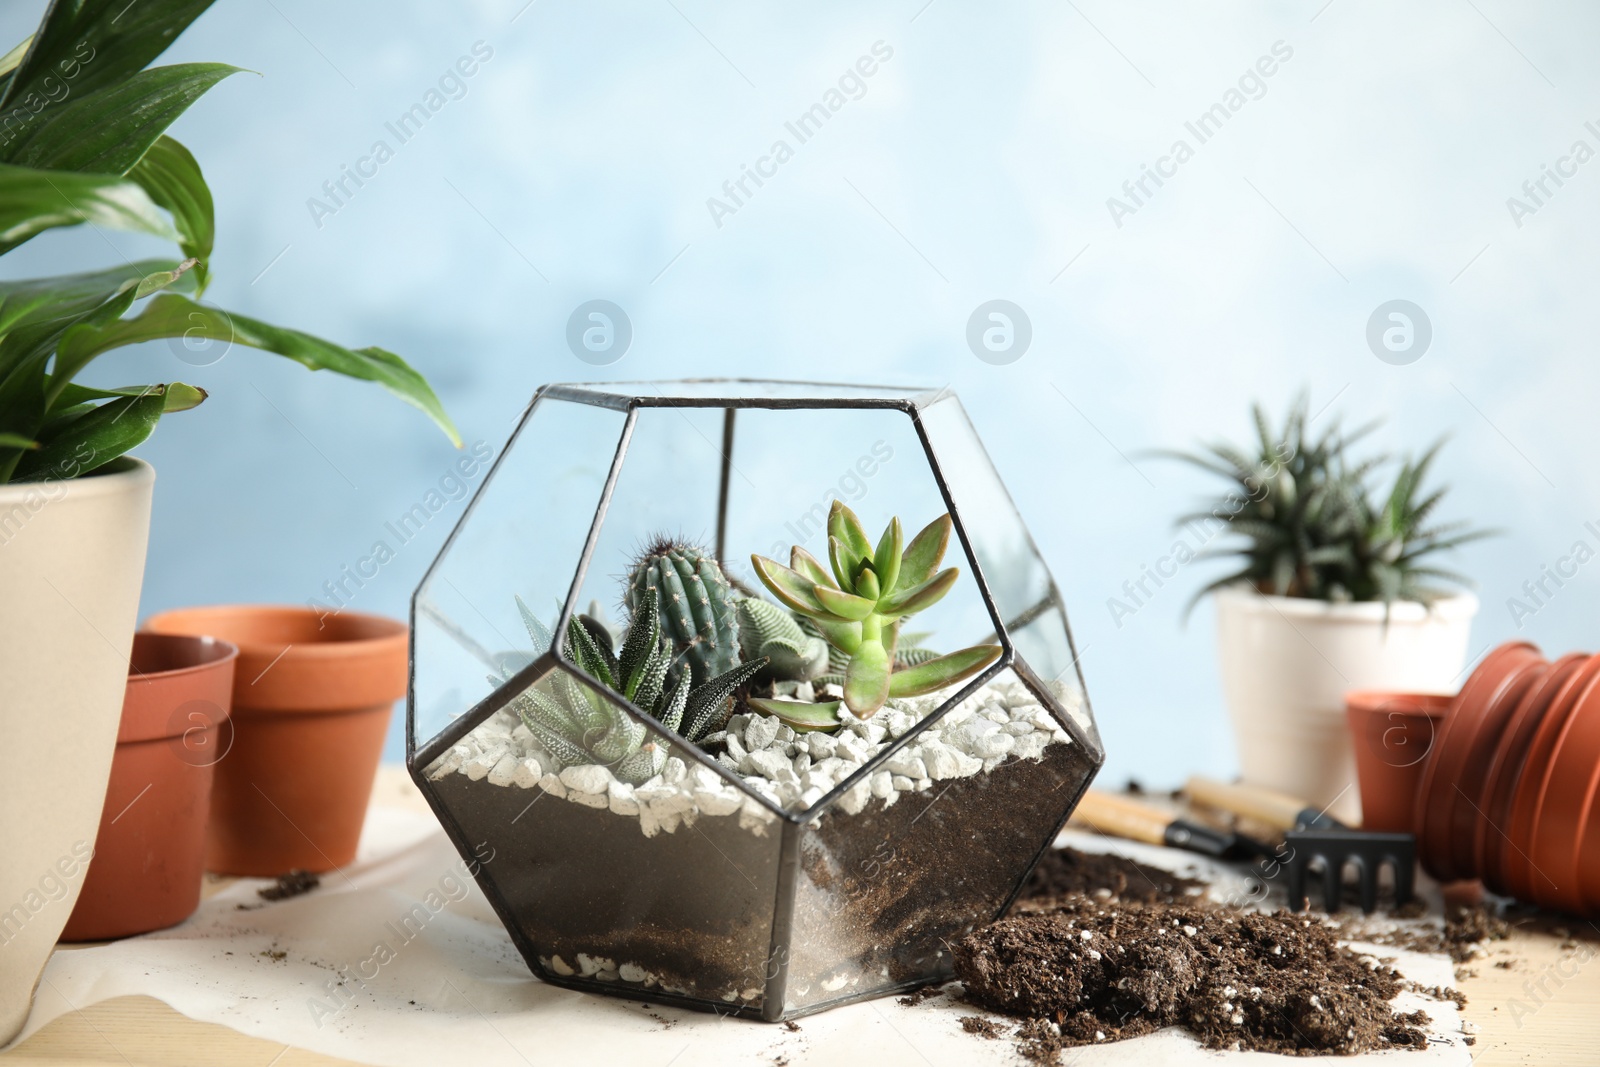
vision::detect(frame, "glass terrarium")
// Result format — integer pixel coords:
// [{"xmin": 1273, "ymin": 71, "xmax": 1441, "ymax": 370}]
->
[{"xmin": 407, "ymin": 379, "xmax": 1102, "ymax": 1021}]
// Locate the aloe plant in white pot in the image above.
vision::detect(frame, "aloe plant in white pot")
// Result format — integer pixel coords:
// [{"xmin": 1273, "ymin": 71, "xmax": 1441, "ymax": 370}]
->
[
  {"xmin": 0, "ymin": 0, "xmax": 457, "ymax": 1043},
  {"xmin": 1168, "ymin": 397, "xmax": 1488, "ymax": 824}
]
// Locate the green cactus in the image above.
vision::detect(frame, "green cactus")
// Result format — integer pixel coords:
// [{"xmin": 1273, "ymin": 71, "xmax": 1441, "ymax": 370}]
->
[
  {"xmin": 747, "ymin": 502, "xmax": 1002, "ymax": 723},
  {"xmin": 625, "ymin": 538, "xmax": 741, "ymax": 687},
  {"xmin": 738, "ymin": 597, "xmax": 829, "ymax": 682},
  {"xmin": 500, "ymin": 595, "xmax": 766, "ymax": 784}
]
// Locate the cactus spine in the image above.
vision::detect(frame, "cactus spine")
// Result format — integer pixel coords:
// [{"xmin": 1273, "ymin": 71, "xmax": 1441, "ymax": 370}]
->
[{"xmin": 625, "ymin": 538, "xmax": 741, "ymax": 686}]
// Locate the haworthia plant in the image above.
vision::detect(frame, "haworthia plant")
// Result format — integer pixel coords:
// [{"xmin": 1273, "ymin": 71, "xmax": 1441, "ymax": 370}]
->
[
  {"xmin": 624, "ymin": 538, "xmax": 741, "ymax": 686},
  {"xmin": 0, "ymin": 0, "xmax": 457, "ymax": 484},
  {"xmin": 737, "ymin": 597, "xmax": 829, "ymax": 683},
  {"xmin": 747, "ymin": 502, "xmax": 1002, "ymax": 724},
  {"xmin": 502, "ymin": 595, "xmax": 767, "ymax": 784}
]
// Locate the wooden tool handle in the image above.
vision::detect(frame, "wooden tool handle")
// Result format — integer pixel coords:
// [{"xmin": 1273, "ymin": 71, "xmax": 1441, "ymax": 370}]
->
[
  {"xmin": 1184, "ymin": 776, "xmax": 1306, "ymax": 830},
  {"xmin": 1069, "ymin": 790, "xmax": 1171, "ymax": 846}
]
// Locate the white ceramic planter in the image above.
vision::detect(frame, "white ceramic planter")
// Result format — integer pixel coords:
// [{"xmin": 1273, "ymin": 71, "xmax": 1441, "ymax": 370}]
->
[
  {"xmin": 0, "ymin": 458, "xmax": 153, "ymax": 1045},
  {"xmin": 1213, "ymin": 585, "xmax": 1477, "ymax": 826}
]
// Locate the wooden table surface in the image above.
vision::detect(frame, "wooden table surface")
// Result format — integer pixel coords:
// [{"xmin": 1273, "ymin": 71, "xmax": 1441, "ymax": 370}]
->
[{"xmin": 3, "ymin": 770, "xmax": 1594, "ymax": 1066}]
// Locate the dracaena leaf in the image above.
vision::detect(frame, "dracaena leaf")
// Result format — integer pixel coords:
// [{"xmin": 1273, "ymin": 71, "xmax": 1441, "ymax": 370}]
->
[
  {"xmin": 11, "ymin": 389, "xmax": 165, "ymax": 481},
  {"xmin": 4, "ymin": 63, "xmax": 241, "ymax": 176},
  {"xmin": 128, "ymin": 137, "xmax": 212, "ymax": 291},
  {"xmin": 1, "ymin": 1, "xmax": 216, "ymax": 112},
  {"xmin": 51, "ymin": 293, "xmax": 461, "ymax": 446},
  {"xmin": 0, "ymin": 162, "xmax": 177, "ymax": 254},
  {"xmin": 54, "ymin": 381, "xmax": 205, "ymax": 413}
]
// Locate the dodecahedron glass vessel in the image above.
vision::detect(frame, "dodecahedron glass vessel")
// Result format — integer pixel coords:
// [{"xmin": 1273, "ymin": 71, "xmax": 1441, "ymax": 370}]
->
[{"xmin": 407, "ymin": 380, "xmax": 1102, "ymax": 1021}]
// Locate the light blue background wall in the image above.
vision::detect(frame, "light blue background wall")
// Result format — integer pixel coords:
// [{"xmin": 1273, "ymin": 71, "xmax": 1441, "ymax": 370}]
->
[{"xmin": 4, "ymin": 0, "xmax": 1596, "ymax": 780}]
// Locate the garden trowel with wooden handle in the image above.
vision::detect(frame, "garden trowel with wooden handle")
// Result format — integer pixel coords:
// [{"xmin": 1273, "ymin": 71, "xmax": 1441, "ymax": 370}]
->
[
  {"xmin": 1184, "ymin": 776, "xmax": 1415, "ymax": 913},
  {"xmin": 1070, "ymin": 789, "xmax": 1270, "ymax": 861}
]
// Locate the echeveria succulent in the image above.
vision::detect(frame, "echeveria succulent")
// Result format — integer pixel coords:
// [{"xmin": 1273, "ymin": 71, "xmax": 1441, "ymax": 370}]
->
[{"xmin": 747, "ymin": 502, "xmax": 1000, "ymax": 722}]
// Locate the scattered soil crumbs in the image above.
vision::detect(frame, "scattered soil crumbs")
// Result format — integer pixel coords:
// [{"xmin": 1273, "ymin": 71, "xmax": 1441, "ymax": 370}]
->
[
  {"xmin": 259, "ymin": 869, "xmax": 320, "ymax": 902},
  {"xmin": 1335, "ymin": 904, "xmax": 1510, "ymax": 963},
  {"xmin": 897, "ymin": 985, "xmax": 946, "ymax": 1008},
  {"xmin": 953, "ymin": 896, "xmax": 1429, "ymax": 1056},
  {"xmin": 960, "ymin": 1016, "xmax": 1004, "ymax": 1039},
  {"xmin": 1444, "ymin": 905, "xmax": 1509, "ymax": 960},
  {"xmin": 1014, "ymin": 847, "xmax": 1206, "ymax": 907}
]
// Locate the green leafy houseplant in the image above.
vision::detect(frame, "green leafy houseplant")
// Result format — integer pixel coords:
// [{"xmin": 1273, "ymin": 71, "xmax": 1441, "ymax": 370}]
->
[
  {"xmin": 0, "ymin": 0, "xmax": 457, "ymax": 485},
  {"xmin": 746, "ymin": 501, "xmax": 1001, "ymax": 726},
  {"xmin": 1168, "ymin": 395, "xmax": 1490, "ymax": 611}
]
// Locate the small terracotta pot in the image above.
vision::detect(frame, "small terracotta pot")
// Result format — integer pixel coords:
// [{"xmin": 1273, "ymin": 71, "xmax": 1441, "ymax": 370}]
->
[
  {"xmin": 1344, "ymin": 691, "xmax": 1450, "ymax": 832},
  {"xmin": 61, "ymin": 633, "xmax": 237, "ymax": 941},
  {"xmin": 142, "ymin": 606, "xmax": 407, "ymax": 876}
]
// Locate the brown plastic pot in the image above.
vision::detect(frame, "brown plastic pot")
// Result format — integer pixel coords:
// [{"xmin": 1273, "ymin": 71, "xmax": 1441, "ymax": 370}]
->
[
  {"xmin": 1345, "ymin": 691, "xmax": 1450, "ymax": 833},
  {"xmin": 1479, "ymin": 653, "xmax": 1586, "ymax": 893},
  {"xmin": 1414, "ymin": 642, "xmax": 1543, "ymax": 880},
  {"xmin": 1504, "ymin": 653, "xmax": 1600, "ymax": 904},
  {"xmin": 141, "ymin": 605, "xmax": 407, "ymax": 876},
  {"xmin": 1527, "ymin": 668, "xmax": 1600, "ymax": 915},
  {"xmin": 60, "ymin": 633, "xmax": 237, "ymax": 941}
]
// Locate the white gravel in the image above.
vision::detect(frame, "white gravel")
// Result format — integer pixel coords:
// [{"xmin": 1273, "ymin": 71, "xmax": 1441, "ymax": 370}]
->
[{"xmin": 426, "ymin": 677, "xmax": 1079, "ymax": 837}]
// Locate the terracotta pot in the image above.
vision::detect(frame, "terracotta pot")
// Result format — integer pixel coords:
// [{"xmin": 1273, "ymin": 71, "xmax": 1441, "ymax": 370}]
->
[
  {"xmin": 141, "ymin": 606, "xmax": 407, "ymax": 876},
  {"xmin": 1344, "ymin": 691, "xmax": 1450, "ymax": 832},
  {"xmin": 60, "ymin": 634, "xmax": 237, "ymax": 941},
  {"xmin": 0, "ymin": 457, "xmax": 154, "ymax": 1044}
]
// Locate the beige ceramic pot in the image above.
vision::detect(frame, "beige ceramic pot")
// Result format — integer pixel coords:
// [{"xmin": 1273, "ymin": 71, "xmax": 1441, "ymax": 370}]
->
[{"xmin": 0, "ymin": 458, "xmax": 154, "ymax": 1044}]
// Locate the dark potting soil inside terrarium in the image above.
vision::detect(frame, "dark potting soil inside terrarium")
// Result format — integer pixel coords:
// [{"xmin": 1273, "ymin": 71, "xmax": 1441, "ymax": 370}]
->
[
  {"xmin": 782, "ymin": 740, "xmax": 1094, "ymax": 1013},
  {"xmin": 430, "ymin": 736, "xmax": 1094, "ymax": 1016},
  {"xmin": 429, "ymin": 770, "xmax": 781, "ymax": 1008}
]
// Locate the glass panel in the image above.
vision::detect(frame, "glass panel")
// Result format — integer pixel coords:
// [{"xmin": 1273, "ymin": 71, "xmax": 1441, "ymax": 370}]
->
[
  {"xmin": 916, "ymin": 393, "xmax": 1096, "ymax": 741},
  {"xmin": 421, "ymin": 664, "xmax": 781, "ymax": 1008},
  {"xmin": 563, "ymin": 405, "xmax": 999, "ymax": 816},
  {"xmin": 410, "ymin": 395, "xmax": 625, "ymax": 751},
  {"xmin": 554, "ymin": 379, "xmax": 930, "ymax": 404},
  {"xmin": 781, "ymin": 665, "xmax": 1096, "ymax": 1013}
]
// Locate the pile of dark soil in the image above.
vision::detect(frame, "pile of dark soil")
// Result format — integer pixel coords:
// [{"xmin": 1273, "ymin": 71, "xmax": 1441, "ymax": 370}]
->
[
  {"xmin": 953, "ymin": 895, "xmax": 1430, "ymax": 1057},
  {"xmin": 1013, "ymin": 847, "xmax": 1206, "ymax": 907}
]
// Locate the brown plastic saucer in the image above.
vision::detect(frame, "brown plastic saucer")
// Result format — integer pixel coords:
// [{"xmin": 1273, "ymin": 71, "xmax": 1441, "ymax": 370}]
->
[
  {"xmin": 1503, "ymin": 652, "xmax": 1600, "ymax": 906},
  {"xmin": 1441, "ymin": 654, "xmax": 1548, "ymax": 881},
  {"xmin": 1527, "ymin": 664, "xmax": 1600, "ymax": 915},
  {"xmin": 1414, "ymin": 641, "xmax": 1542, "ymax": 881},
  {"xmin": 1478, "ymin": 652, "xmax": 1587, "ymax": 894}
]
